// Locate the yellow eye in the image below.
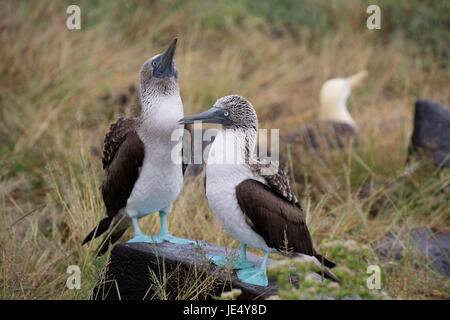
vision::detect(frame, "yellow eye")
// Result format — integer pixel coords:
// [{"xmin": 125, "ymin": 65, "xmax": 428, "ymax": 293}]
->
[{"xmin": 224, "ymin": 111, "xmax": 229, "ymax": 117}]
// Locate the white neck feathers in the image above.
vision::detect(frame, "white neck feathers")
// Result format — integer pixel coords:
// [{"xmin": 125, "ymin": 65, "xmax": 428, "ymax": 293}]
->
[
  {"xmin": 138, "ymin": 92, "xmax": 184, "ymax": 142},
  {"xmin": 208, "ymin": 128, "xmax": 257, "ymax": 166}
]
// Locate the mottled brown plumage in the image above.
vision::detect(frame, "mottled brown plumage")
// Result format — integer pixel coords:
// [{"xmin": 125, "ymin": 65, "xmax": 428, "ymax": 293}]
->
[
  {"xmin": 102, "ymin": 117, "xmax": 140, "ymax": 170},
  {"xmin": 82, "ymin": 118, "xmax": 143, "ymax": 254},
  {"xmin": 102, "ymin": 124, "xmax": 145, "ymax": 218},
  {"xmin": 83, "ymin": 118, "xmax": 145, "ymax": 255},
  {"xmin": 249, "ymin": 161, "xmax": 298, "ymax": 204}
]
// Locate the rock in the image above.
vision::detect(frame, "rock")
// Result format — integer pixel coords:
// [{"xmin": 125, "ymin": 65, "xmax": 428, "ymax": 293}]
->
[
  {"xmin": 375, "ymin": 227, "xmax": 450, "ymax": 277},
  {"xmin": 92, "ymin": 241, "xmax": 285, "ymax": 300},
  {"xmin": 408, "ymin": 99, "xmax": 450, "ymax": 168}
]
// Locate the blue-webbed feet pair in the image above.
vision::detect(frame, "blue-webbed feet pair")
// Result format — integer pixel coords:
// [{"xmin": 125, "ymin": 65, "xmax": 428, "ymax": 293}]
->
[
  {"xmin": 127, "ymin": 211, "xmax": 196, "ymax": 245},
  {"xmin": 206, "ymin": 243, "xmax": 269, "ymax": 286}
]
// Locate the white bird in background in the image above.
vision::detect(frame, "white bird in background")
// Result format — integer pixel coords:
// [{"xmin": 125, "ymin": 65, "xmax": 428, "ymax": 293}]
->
[{"xmin": 282, "ymin": 70, "xmax": 367, "ymax": 150}]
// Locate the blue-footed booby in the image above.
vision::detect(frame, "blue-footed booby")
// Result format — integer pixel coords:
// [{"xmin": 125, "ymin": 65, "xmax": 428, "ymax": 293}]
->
[
  {"xmin": 82, "ymin": 38, "xmax": 194, "ymax": 255},
  {"xmin": 179, "ymin": 95, "xmax": 337, "ymax": 286},
  {"xmin": 282, "ymin": 71, "xmax": 367, "ymax": 150}
]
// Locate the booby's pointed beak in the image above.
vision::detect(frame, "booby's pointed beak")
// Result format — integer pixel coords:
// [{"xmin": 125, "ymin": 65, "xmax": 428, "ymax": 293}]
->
[
  {"xmin": 153, "ymin": 38, "xmax": 177, "ymax": 78},
  {"xmin": 178, "ymin": 106, "xmax": 233, "ymax": 126},
  {"xmin": 346, "ymin": 70, "xmax": 368, "ymax": 89}
]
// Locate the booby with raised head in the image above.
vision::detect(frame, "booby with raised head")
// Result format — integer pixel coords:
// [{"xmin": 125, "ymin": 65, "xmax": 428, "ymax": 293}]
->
[
  {"xmin": 82, "ymin": 38, "xmax": 195, "ymax": 255},
  {"xmin": 282, "ymin": 71, "xmax": 367, "ymax": 150},
  {"xmin": 179, "ymin": 95, "xmax": 336, "ymax": 286}
]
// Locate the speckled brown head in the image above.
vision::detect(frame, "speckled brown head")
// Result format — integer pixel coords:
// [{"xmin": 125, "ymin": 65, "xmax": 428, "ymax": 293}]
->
[
  {"xmin": 140, "ymin": 38, "xmax": 180, "ymax": 97},
  {"xmin": 178, "ymin": 95, "xmax": 258, "ymax": 131}
]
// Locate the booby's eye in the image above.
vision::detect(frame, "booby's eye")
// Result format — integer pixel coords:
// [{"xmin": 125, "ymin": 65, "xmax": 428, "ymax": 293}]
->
[
  {"xmin": 152, "ymin": 60, "xmax": 158, "ymax": 67},
  {"xmin": 224, "ymin": 111, "xmax": 229, "ymax": 117}
]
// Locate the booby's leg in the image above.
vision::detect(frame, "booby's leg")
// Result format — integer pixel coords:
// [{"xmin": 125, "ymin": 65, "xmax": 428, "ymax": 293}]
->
[
  {"xmin": 151, "ymin": 209, "xmax": 197, "ymax": 245},
  {"xmin": 234, "ymin": 243, "xmax": 254, "ymax": 269},
  {"xmin": 237, "ymin": 251, "xmax": 269, "ymax": 286},
  {"xmin": 206, "ymin": 243, "xmax": 254, "ymax": 269},
  {"xmin": 127, "ymin": 217, "xmax": 153, "ymax": 243}
]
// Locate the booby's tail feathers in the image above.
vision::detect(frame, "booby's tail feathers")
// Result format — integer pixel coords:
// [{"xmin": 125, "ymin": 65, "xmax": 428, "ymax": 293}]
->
[
  {"xmin": 82, "ymin": 214, "xmax": 130, "ymax": 256},
  {"xmin": 82, "ymin": 217, "xmax": 112, "ymax": 245},
  {"xmin": 320, "ymin": 266, "xmax": 339, "ymax": 283},
  {"xmin": 314, "ymin": 254, "xmax": 336, "ymax": 269},
  {"xmin": 292, "ymin": 253, "xmax": 339, "ymax": 282},
  {"xmin": 95, "ymin": 227, "xmax": 128, "ymax": 256},
  {"xmin": 312, "ymin": 254, "xmax": 338, "ymax": 282}
]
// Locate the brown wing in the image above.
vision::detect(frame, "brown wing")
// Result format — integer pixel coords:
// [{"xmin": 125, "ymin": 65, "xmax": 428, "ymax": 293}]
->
[
  {"xmin": 181, "ymin": 124, "xmax": 217, "ymax": 177},
  {"xmin": 102, "ymin": 117, "xmax": 140, "ymax": 169},
  {"xmin": 101, "ymin": 128, "xmax": 145, "ymax": 218},
  {"xmin": 83, "ymin": 119, "xmax": 144, "ymax": 253},
  {"xmin": 236, "ymin": 179, "xmax": 316, "ymax": 256},
  {"xmin": 330, "ymin": 121, "xmax": 357, "ymax": 148},
  {"xmin": 182, "ymin": 123, "xmax": 193, "ymax": 175}
]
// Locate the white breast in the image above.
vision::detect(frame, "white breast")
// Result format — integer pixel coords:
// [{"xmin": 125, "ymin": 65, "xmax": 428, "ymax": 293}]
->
[
  {"xmin": 127, "ymin": 94, "xmax": 184, "ymax": 216},
  {"xmin": 205, "ymin": 130, "xmax": 271, "ymax": 251}
]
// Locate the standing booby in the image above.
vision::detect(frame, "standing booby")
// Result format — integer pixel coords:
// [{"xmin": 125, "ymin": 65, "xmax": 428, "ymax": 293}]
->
[
  {"xmin": 179, "ymin": 95, "xmax": 336, "ymax": 286},
  {"xmin": 82, "ymin": 38, "xmax": 194, "ymax": 256},
  {"xmin": 282, "ymin": 71, "xmax": 367, "ymax": 150}
]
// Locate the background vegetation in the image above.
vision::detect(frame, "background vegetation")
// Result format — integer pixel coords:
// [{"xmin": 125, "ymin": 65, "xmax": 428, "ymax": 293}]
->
[{"xmin": 0, "ymin": 0, "xmax": 448, "ymax": 299}]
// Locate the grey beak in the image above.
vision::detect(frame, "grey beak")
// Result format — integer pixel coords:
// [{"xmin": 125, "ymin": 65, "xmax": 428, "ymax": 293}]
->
[
  {"xmin": 153, "ymin": 38, "xmax": 177, "ymax": 78},
  {"xmin": 160, "ymin": 38, "xmax": 177, "ymax": 71},
  {"xmin": 178, "ymin": 106, "xmax": 233, "ymax": 126}
]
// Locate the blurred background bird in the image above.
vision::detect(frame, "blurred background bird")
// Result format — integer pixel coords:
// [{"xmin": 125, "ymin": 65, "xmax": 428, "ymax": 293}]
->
[{"xmin": 279, "ymin": 71, "xmax": 367, "ymax": 180}]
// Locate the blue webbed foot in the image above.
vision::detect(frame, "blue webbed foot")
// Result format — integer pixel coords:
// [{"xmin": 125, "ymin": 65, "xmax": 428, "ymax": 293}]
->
[
  {"xmin": 234, "ymin": 259, "xmax": 254, "ymax": 270},
  {"xmin": 153, "ymin": 211, "xmax": 199, "ymax": 245},
  {"xmin": 205, "ymin": 254, "xmax": 254, "ymax": 270},
  {"xmin": 152, "ymin": 233, "xmax": 198, "ymax": 245},
  {"xmin": 127, "ymin": 232, "xmax": 198, "ymax": 245},
  {"xmin": 237, "ymin": 267, "xmax": 268, "ymax": 286},
  {"xmin": 127, "ymin": 234, "xmax": 154, "ymax": 243}
]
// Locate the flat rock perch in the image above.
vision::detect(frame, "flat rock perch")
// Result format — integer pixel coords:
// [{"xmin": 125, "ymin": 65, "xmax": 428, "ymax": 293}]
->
[{"xmin": 92, "ymin": 241, "xmax": 285, "ymax": 300}]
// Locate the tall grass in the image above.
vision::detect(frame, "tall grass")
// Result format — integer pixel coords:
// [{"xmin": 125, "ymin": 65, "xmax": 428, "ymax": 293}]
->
[{"xmin": 0, "ymin": 0, "xmax": 448, "ymax": 299}]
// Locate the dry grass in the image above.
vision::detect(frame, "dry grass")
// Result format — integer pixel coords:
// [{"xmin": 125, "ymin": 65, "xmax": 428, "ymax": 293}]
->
[{"xmin": 0, "ymin": 0, "xmax": 449, "ymax": 299}]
